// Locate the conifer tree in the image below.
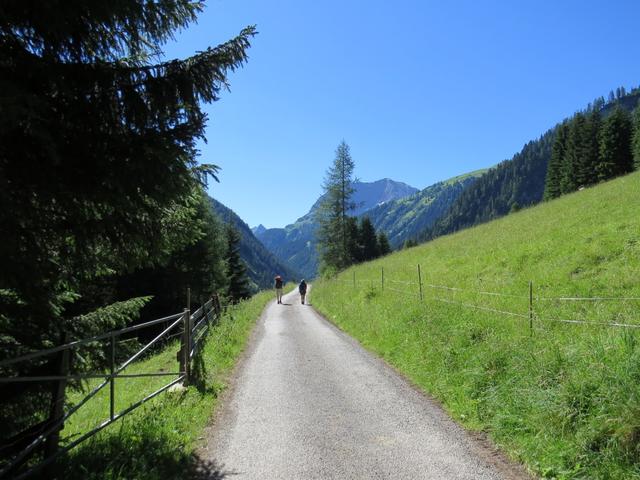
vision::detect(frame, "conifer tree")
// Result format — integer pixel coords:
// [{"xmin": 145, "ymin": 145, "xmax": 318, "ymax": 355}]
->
[
  {"xmin": 225, "ymin": 226, "xmax": 251, "ymax": 303},
  {"xmin": 377, "ymin": 232, "xmax": 392, "ymax": 256},
  {"xmin": 316, "ymin": 141, "xmax": 356, "ymax": 273},
  {"xmin": 597, "ymin": 106, "xmax": 634, "ymax": 181},
  {"xmin": 359, "ymin": 217, "xmax": 379, "ymax": 261},
  {"xmin": 403, "ymin": 238, "xmax": 418, "ymax": 249},
  {"xmin": 0, "ymin": 2, "xmax": 256, "ymax": 436},
  {"xmin": 0, "ymin": 2, "xmax": 256, "ymax": 346},
  {"xmin": 346, "ymin": 217, "xmax": 362, "ymax": 264},
  {"xmin": 544, "ymin": 122, "xmax": 568, "ymax": 200},
  {"xmin": 561, "ymin": 113, "xmax": 586, "ymax": 193},
  {"xmin": 632, "ymin": 106, "xmax": 640, "ymax": 170},
  {"xmin": 580, "ymin": 109, "xmax": 602, "ymax": 187}
]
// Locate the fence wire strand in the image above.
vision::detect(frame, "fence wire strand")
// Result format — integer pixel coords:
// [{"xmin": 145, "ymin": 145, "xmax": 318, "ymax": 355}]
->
[{"xmin": 535, "ymin": 313, "xmax": 640, "ymax": 329}]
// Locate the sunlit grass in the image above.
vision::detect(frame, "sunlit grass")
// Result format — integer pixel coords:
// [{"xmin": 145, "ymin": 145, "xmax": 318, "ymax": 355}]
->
[{"xmin": 313, "ymin": 172, "xmax": 640, "ymax": 479}]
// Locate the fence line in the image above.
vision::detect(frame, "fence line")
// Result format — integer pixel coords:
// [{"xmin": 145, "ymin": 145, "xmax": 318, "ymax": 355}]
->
[{"xmin": 333, "ymin": 265, "xmax": 638, "ymax": 330}]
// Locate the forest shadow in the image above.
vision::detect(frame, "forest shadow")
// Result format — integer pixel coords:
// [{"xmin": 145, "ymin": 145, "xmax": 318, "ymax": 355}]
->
[{"xmin": 59, "ymin": 423, "xmax": 238, "ymax": 480}]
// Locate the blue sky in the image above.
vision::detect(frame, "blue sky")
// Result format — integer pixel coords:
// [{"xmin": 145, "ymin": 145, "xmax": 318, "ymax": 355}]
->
[{"xmin": 163, "ymin": 0, "xmax": 640, "ymax": 228}]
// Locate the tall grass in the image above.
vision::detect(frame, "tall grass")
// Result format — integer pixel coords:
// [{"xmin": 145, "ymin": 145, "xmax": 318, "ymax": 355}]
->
[
  {"xmin": 313, "ymin": 172, "xmax": 640, "ymax": 479},
  {"xmin": 58, "ymin": 290, "xmax": 274, "ymax": 480}
]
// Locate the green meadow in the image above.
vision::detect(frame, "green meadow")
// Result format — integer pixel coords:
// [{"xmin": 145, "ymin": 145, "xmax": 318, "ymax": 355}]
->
[{"xmin": 313, "ymin": 172, "xmax": 640, "ymax": 479}]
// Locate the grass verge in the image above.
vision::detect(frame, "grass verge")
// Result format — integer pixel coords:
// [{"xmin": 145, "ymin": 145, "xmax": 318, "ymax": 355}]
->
[
  {"xmin": 312, "ymin": 173, "xmax": 640, "ymax": 479},
  {"xmin": 59, "ymin": 290, "xmax": 274, "ymax": 480}
]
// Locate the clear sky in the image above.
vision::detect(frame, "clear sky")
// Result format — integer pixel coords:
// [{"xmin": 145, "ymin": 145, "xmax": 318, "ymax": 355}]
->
[{"xmin": 163, "ymin": 0, "xmax": 640, "ymax": 229}]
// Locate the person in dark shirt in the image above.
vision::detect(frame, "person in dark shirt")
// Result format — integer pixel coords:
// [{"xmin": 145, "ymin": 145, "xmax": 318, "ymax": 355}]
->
[
  {"xmin": 274, "ymin": 275, "xmax": 283, "ymax": 304},
  {"xmin": 298, "ymin": 279, "xmax": 307, "ymax": 305}
]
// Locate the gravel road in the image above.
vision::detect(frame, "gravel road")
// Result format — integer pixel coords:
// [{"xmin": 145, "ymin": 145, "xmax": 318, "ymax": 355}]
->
[{"xmin": 199, "ymin": 288, "xmax": 529, "ymax": 479}]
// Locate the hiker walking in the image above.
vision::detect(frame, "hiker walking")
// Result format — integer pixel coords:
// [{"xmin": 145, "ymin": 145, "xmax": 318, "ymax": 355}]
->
[
  {"xmin": 274, "ymin": 275, "xmax": 284, "ymax": 304},
  {"xmin": 299, "ymin": 279, "xmax": 307, "ymax": 305}
]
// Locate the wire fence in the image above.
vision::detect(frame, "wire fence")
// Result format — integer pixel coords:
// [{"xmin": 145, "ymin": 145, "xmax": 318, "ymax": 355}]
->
[{"xmin": 332, "ymin": 265, "xmax": 640, "ymax": 331}]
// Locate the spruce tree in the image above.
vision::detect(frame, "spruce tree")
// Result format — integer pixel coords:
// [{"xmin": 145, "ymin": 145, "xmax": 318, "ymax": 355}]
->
[
  {"xmin": 359, "ymin": 217, "xmax": 379, "ymax": 261},
  {"xmin": 0, "ymin": 2, "xmax": 256, "ymax": 345},
  {"xmin": 632, "ymin": 106, "xmax": 640, "ymax": 170},
  {"xmin": 597, "ymin": 106, "xmax": 634, "ymax": 181},
  {"xmin": 0, "ymin": 2, "xmax": 255, "ymax": 438},
  {"xmin": 377, "ymin": 232, "xmax": 392, "ymax": 256},
  {"xmin": 403, "ymin": 238, "xmax": 418, "ymax": 249},
  {"xmin": 316, "ymin": 141, "xmax": 356, "ymax": 273},
  {"xmin": 561, "ymin": 113, "xmax": 586, "ymax": 193},
  {"xmin": 346, "ymin": 217, "xmax": 362, "ymax": 264},
  {"xmin": 544, "ymin": 122, "xmax": 568, "ymax": 200},
  {"xmin": 225, "ymin": 226, "xmax": 251, "ymax": 303},
  {"xmin": 580, "ymin": 109, "xmax": 602, "ymax": 187}
]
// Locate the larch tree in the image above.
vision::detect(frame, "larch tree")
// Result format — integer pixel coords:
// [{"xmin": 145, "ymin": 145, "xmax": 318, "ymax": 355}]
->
[{"xmin": 316, "ymin": 141, "xmax": 356, "ymax": 273}]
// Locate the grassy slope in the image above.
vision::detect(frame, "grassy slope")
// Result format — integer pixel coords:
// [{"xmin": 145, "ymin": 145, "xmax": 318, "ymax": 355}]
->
[
  {"xmin": 60, "ymin": 290, "xmax": 275, "ymax": 480},
  {"xmin": 312, "ymin": 172, "xmax": 640, "ymax": 479}
]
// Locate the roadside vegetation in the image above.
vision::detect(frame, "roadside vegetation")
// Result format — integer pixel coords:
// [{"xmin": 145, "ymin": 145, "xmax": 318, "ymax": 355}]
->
[
  {"xmin": 312, "ymin": 172, "xmax": 640, "ymax": 479},
  {"xmin": 60, "ymin": 290, "xmax": 273, "ymax": 480}
]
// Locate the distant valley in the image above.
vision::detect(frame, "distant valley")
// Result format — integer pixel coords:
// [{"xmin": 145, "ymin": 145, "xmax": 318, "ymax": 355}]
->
[
  {"xmin": 232, "ymin": 89, "xmax": 640, "ymax": 283},
  {"xmin": 208, "ymin": 197, "xmax": 301, "ymax": 290}
]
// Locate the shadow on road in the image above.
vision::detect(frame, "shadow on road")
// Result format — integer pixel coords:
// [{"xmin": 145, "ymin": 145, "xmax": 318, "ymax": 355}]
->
[{"xmin": 190, "ymin": 458, "xmax": 239, "ymax": 479}]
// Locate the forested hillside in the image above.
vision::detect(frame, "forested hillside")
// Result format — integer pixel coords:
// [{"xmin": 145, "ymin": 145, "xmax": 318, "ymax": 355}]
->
[
  {"xmin": 544, "ymin": 93, "xmax": 639, "ymax": 200},
  {"xmin": 210, "ymin": 198, "xmax": 302, "ymax": 289},
  {"xmin": 423, "ymin": 89, "xmax": 640, "ymax": 242}
]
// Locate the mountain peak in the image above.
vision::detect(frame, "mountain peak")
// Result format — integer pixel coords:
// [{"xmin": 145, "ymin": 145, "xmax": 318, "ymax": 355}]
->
[
  {"xmin": 252, "ymin": 224, "xmax": 267, "ymax": 236},
  {"xmin": 350, "ymin": 178, "xmax": 419, "ymax": 216}
]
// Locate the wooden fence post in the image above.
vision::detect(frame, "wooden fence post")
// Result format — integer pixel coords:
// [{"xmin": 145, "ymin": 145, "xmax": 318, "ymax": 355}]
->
[
  {"xmin": 529, "ymin": 281, "xmax": 533, "ymax": 334},
  {"xmin": 417, "ymin": 264, "xmax": 423, "ymax": 301}
]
